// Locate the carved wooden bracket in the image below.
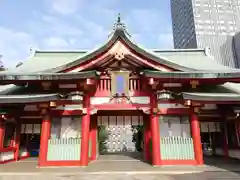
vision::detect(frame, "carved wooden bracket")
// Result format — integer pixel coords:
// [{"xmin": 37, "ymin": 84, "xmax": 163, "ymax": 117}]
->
[
  {"xmin": 140, "ymin": 107, "xmax": 150, "ymax": 114},
  {"xmin": 82, "ymin": 108, "xmax": 87, "ymax": 114},
  {"xmin": 90, "ymin": 108, "xmax": 98, "ymax": 115}
]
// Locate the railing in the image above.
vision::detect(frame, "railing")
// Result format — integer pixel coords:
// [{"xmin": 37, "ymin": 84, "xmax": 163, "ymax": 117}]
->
[
  {"xmin": 97, "ymin": 79, "xmax": 111, "ymax": 92},
  {"xmin": 47, "ymin": 138, "xmax": 81, "ymax": 161},
  {"xmin": 129, "ymin": 79, "xmax": 141, "ymax": 91},
  {"xmin": 160, "ymin": 136, "xmax": 195, "ymax": 160}
]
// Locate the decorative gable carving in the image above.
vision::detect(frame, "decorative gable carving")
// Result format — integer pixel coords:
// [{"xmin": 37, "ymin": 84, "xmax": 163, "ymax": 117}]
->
[{"xmin": 109, "ymin": 41, "xmax": 130, "ymax": 61}]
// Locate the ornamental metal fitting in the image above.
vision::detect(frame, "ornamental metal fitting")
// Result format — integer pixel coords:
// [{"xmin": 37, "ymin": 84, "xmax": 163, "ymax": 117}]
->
[
  {"xmin": 109, "ymin": 13, "xmax": 131, "ymax": 37},
  {"xmin": 113, "ymin": 13, "xmax": 126, "ymax": 30}
]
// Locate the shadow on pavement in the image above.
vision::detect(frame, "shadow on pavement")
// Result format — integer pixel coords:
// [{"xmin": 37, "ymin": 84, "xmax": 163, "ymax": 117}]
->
[
  {"xmin": 203, "ymin": 155, "xmax": 240, "ymax": 175},
  {"xmin": 169, "ymin": 171, "xmax": 240, "ymax": 180}
]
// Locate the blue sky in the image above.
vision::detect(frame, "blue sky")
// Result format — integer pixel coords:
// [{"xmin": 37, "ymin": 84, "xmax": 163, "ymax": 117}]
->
[{"xmin": 0, "ymin": 0, "xmax": 173, "ymax": 68}]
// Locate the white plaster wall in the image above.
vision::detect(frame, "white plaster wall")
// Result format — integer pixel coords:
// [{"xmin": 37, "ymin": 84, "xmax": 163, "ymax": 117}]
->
[
  {"xmin": 51, "ymin": 117, "xmax": 61, "ymax": 138},
  {"xmin": 159, "ymin": 116, "xmax": 191, "ymax": 137},
  {"xmin": 90, "ymin": 96, "xmax": 150, "ymax": 105},
  {"xmin": 200, "ymin": 122, "xmax": 221, "ymax": 133},
  {"xmin": 21, "ymin": 124, "xmax": 41, "ymax": 134},
  {"xmin": 0, "ymin": 151, "xmax": 14, "ymax": 161},
  {"xmin": 158, "ymin": 103, "xmax": 187, "ymax": 109},
  {"xmin": 0, "ymin": 148, "xmax": 29, "ymax": 162},
  {"xmin": 55, "ymin": 104, "xmax": 83, "ymax": 110},
  {"xmin": 202, "ymin": 104, "xmax": 217, "ymax": 110},
  {"xmin": 51, "ymin": 117, "xmax": 82, "ymax": 139}
]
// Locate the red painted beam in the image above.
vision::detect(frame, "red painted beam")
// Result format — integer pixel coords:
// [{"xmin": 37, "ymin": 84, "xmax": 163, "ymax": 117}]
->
[
  {"xmin": 92, "ymin": 103, "xmax": 149, "ymax": 110},
  {"xmin": 158, "ymin": 108, "xmax": 190, "ymax": 115},
  {"xmin": 20, "ymin": 110, "xmax": 83, "ymax": 117}
]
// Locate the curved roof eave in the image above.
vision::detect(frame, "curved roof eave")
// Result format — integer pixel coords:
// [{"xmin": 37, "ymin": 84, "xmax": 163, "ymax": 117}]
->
[
  {"xmin": 182, "ymin": 92, "xmax": 240, "ymax": 102},
  {"xmin": 46, "ymin": 29, "xmax": 195, "ymax": 73},
  {"xmin": 0, "ymin": 93, "xmax": 60, "ymax": 104}
]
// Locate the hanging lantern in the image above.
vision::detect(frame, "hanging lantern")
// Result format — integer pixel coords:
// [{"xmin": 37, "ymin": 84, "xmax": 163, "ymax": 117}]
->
[
  {"xmin": 158, "ymin": 90, "xmax": 172, "ymax": 100},
  {"xmin": 86, "ymin": 78, "xmax": 95, "ymax": 85},
  {"xmin": 185, "ymin": 100, "xmax": 191, "ymax": 106},
  {"xmin": 1, "ymin": 114, "xmax": 7, "ymax": 120},
  {"xmin": 49, "ymin": 101, "xmax": 57, "ymax": 107},
  {"xmin": 149, "ymin": 78, "xmax": 154, "ymax": 85}
]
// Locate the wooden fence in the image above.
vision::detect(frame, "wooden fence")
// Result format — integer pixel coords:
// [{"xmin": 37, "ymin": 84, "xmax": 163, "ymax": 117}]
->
[
  {"xmin": 47, "ymin": 138, "xmax": 81, "ymax": 161},
  {"xmin": 160, "ymin": 136, "xmax": 195, "ymax": 160}
]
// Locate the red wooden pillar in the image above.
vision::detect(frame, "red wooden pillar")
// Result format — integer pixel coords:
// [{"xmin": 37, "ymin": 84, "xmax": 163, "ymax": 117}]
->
[
  {"xmin": 222, "ymin": 121, "xmax": 229, "ymax": 157},
  {"xmin": 80, "ymin": 94, "xmax": 91, "ymax": 166},
  {"xmin": 190, "ymin": 109, "xmax": 203, "ymax": 165},
  {"xmin": 0, "ymin": 118, "xmax": 5, "ymax": 148},
  {"xmin": 14, "ymin": 122, "xmax": 21, "ymax": 161},
  {"xmin": 150, "ymin": 95, "xmax": 161, "ymax": 166},
  {"xmin": 144, "ymin": 115, "xmax": 151, "ymax": 161},
  {"xmin": 90, "ymin": 115, "xmax": 97, "ymax": 161},
  {"xmin": 38, "ymin": 111, "xmax": 51, "ymax": 166},
  {"xmin": 235, "ymin": 120, "xmax": 240, "ymax": 147}
]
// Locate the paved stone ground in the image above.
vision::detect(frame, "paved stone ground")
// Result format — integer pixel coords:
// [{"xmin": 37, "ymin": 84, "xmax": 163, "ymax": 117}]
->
[
  {"xmin": 169, "ymin": 171, "xmax": 240, "ymax": 180},
  {"xmin": 0, "ymin": 155, "xmax": 240, "ymax": 179},
  {"xmin": 0, "ymin": 172, "xmax": 240, "ymax": 180}
]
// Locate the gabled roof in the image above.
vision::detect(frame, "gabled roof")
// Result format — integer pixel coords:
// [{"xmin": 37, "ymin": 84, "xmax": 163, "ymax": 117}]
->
[
  {"xmin": 152, "ymin": 49, "xmax": 234, "ymax": 71},
  {"xmin": 143, "ymin": 70, "xmax": 240, "ymax": 79},
  {"xmin": 2, "ymin": 15, "xmax": 240, "ymax": 99},
  {"xmin": 0, "ymin": 71, "xmax": 98, "ymax": 81},
  {"xmin": 8, "ymin": 50, "xmax": 87, "ymax": 73},
  {"xmin": 182, "ymin": 92, "xmax": 240, "ymax": 102}
]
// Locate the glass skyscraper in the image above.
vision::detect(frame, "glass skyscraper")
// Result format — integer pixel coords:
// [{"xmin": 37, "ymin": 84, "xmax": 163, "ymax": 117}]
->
[{"xmin": 171, "ymin": 0, "xmax": 240, "ymax": 67}]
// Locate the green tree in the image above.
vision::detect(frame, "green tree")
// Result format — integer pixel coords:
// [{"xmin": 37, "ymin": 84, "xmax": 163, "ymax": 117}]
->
[
  {"xmin": 98, "ymin": 125, "xmax": 109, "ymax": 153},
  {"xmin": 131, "ymin": 125, "xmax": 144, "ymax": 152}
]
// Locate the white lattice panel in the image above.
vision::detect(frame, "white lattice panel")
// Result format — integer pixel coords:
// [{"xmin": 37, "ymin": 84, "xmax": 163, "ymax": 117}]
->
[{"xmin": 98, "ymin": 115, "xmax": 143, "ymax": 152}]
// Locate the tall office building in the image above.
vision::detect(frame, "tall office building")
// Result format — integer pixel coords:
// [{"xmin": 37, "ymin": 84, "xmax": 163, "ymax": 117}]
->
[{"xmin": 171, "ymin": 0, "xmax": 240, "ymax": 67}]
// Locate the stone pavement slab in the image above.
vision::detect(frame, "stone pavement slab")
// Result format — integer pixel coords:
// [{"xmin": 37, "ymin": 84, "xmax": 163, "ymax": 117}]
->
[
  {"xmin": 0, "ymin": 160, "xmax": 236, "ymax": 176},
  {"xmin": 0, "ymin": 172, "xmax": 240, "ymax": 180},
  {"xmin": 1, "ymin": 155, "xmax": 240, "ymax": 176}
]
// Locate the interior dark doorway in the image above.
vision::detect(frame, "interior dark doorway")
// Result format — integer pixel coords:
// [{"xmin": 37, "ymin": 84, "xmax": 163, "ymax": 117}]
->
[{"xmin": 96, "ymin": 110, "xmax": 145, "ymax": 161}]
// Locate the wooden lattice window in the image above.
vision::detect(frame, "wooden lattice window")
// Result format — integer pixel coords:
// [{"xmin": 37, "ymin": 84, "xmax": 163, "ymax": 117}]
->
[{"xmin": 111, "ymin": 71, "xmax": 130, "ymax": 96}]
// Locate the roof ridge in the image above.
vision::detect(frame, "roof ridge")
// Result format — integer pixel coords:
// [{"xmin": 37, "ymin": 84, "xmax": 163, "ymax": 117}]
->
[
  {"xmin": 152, "ymin": 48, "xmax": 206, "ymax": 53},
  {"xmin": 35, "ymin": 50, "xmax": 88, "ymax": 53}
]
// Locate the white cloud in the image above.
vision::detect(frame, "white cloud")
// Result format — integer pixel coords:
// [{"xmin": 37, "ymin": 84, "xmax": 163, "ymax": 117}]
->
[
  {"xmin": 42, "ymin": 36, "xmax": 69, "ymax": 49},
  {"xmin": 0, "ymin": 27, "xmax": 37, "ymax": 68},
  {"xmin": 41, "ymin": 15, "xmax": 84, "ymax": 36},
  {"xmin": 50, "ymin": 0, "xmax": 84, "ymax": 15}
]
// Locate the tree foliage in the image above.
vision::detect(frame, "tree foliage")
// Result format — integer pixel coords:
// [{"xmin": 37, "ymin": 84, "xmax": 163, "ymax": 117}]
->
[
  {"xmin": 98, "ymin": 125, "xmax": 109, "ymax": 153},
  {"xmin": 131, "ymin": 125, "xmax": 144, "ymax": 152}
]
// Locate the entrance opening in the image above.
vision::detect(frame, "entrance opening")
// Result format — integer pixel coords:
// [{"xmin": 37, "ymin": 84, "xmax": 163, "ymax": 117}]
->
[
  {"xmin": 19, "ymin": 121, "xmax": 41, "ymax": 161},
  {"xmin": 96, "ymin": 110, "xmax": 145, "ymax": 162}
]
